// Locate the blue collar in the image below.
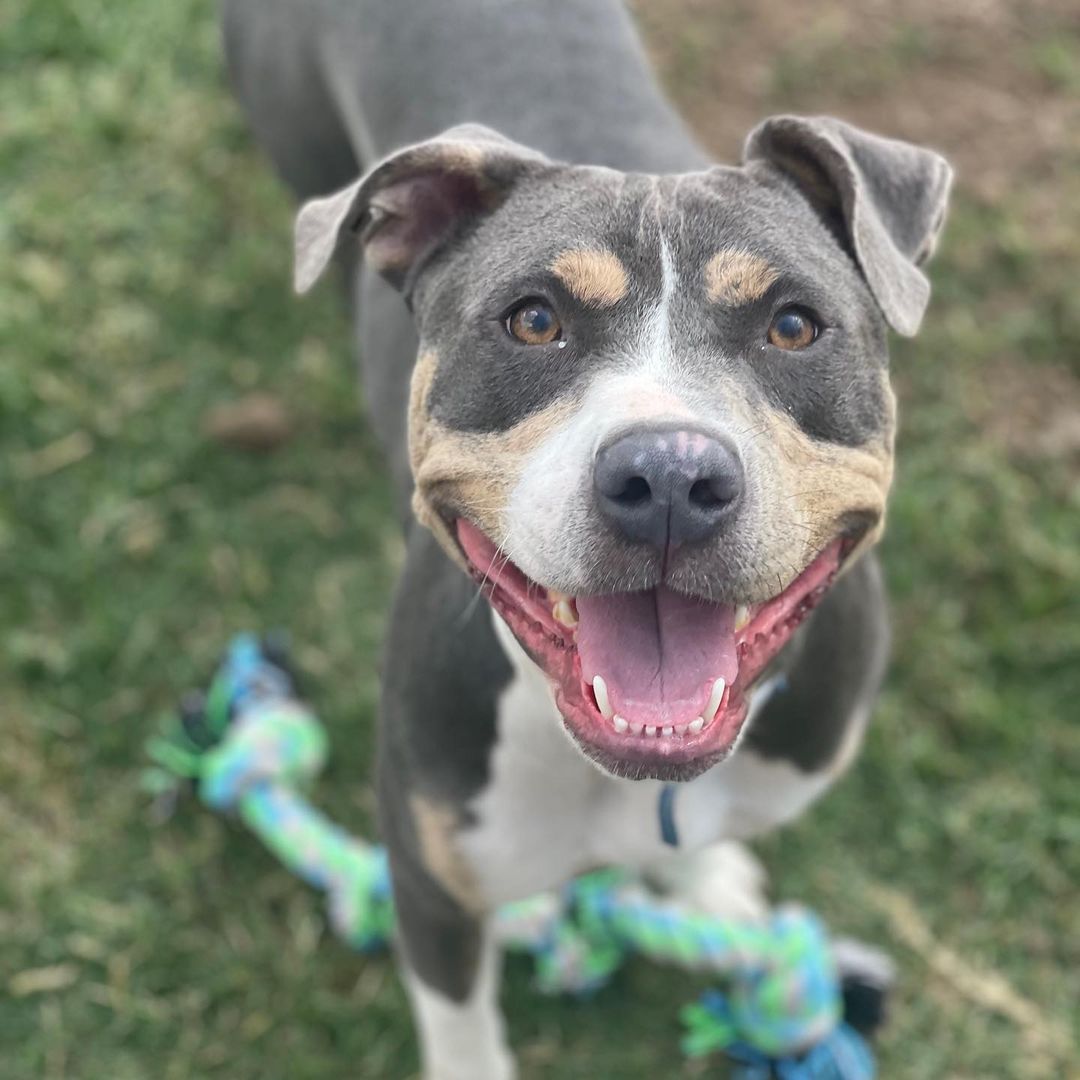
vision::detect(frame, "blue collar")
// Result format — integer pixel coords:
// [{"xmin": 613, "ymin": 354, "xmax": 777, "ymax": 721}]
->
[{"xmin": 658, "ymin": 784, "xmax": 679, "ymax": 847}]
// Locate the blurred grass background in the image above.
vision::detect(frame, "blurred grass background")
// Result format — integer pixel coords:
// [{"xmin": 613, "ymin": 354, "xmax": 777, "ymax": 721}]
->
[{"xmin": 1, "ymin": 0, "xmax": 1078, "ymax": 1076}]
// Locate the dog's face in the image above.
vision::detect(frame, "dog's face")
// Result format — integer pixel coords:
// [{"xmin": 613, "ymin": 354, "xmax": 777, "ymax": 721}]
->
[{"xmin": 297, "ymin": 118, "xmax": 951, "ymax": 781}]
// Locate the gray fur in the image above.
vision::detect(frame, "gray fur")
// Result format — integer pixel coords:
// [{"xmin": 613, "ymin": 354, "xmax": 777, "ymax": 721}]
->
[
  {"xmin": 294, "ymin": 180, "xmax": 366, "ymax": 294},
  {"xmin": 220, "ymin": 0, "xmax": 951, "ymax": 1067},
  {"xmin": 222, "ymin": 0, "xmax": 708, "ymax": 189}
]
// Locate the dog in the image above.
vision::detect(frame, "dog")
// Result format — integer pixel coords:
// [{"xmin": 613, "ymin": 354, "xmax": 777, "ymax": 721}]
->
[{"xmin": 221, "ymin": 1, "xmax": 952, "ymax": 1075}]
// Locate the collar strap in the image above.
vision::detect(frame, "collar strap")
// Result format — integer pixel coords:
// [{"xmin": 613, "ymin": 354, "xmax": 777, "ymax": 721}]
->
[{"xmin": 658, "ymin": 783, "xmax": 679, "ymax": 847}]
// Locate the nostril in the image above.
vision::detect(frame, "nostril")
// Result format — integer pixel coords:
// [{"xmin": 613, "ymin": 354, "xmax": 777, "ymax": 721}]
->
[
  {"xmin": 688, "ymin": 477, "xmax": 724, "ymax": 509},
  {"xmin": 613, "ymin": 475, "xmax": 651, "ymax": 505},
  {"xmin": 594, "ymin": 427, "xmax": 743, "ymax": 548}
]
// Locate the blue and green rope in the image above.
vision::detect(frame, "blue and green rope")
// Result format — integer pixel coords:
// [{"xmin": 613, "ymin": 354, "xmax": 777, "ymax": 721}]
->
[{"xmin": 145, "ymin": 634, "xmax": 888, "ymax": 1080}]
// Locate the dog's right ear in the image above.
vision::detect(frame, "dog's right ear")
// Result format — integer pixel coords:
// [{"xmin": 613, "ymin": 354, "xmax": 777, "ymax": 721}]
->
[{"xmin": 294, "ymin": 124, "xmax": 548, "ymax": 297}]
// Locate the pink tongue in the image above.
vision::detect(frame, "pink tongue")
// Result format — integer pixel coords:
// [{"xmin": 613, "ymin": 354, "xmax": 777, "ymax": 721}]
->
[{"xmin": 575, "ymin": 587, "xmax": 739, "ymax": 727}]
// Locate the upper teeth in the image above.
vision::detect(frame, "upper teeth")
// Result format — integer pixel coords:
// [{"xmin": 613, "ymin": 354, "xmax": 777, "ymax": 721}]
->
[{"xmin": 735, "ymin": 604, "xmax": 750, "ymax": 631}]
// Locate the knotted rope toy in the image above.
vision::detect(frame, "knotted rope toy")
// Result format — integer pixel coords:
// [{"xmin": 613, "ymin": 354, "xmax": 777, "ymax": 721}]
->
[{"xmin": 145, "ymin": 634, "xmax": 892, "ymax": 1079}]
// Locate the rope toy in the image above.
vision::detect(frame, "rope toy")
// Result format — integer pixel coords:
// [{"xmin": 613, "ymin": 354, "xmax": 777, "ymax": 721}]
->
[{"xmin": 145, "ymin": 634, "xmax": 892, "ymax": 1079}]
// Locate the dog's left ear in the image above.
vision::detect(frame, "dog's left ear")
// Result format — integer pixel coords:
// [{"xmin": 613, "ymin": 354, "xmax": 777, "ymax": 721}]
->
[
  {"xmin": 294, "ymin": 124, "xmax": 547, "ymax": 297},
  {"xmin": 744, "ymin": 115, "xmax": 952, "ymax": 336}
]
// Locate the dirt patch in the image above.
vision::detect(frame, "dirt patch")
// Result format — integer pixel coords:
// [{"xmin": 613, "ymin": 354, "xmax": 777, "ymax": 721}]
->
[
  {"xmin": 204, "ymin": 391, "xmax": 294, "ymax": 453},
  {"xmin": 632, "ymin": 0, "xmax": 1080, "ymax": 200},
  {"xmin": 975, "ymin": 359, "xmax": 1080, "ymax": 463}
]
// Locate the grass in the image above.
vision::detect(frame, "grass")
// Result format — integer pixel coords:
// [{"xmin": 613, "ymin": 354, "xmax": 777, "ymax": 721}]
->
[{"xmin": 2, "ymin": 0, "xmax": 1078, "ymax": 1076}]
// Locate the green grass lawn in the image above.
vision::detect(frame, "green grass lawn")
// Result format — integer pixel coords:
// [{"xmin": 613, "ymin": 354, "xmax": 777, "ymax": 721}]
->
[{"xmin": 2, "ymin": 1, "xmax": 1078, "ymax": 1076}]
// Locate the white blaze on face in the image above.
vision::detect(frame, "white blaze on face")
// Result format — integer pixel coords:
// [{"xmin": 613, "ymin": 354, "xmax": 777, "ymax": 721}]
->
[
  {"xmin": 504, "ymin": 201, "xmax": 714, "ymax": 590},
  {"xmin": 638, "ymin": 221, "xmax": 678, "ymax": 378}
]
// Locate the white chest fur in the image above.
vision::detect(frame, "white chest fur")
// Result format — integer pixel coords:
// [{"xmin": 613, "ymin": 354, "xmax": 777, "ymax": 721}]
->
[{"xmin": 457, "ymin": 613, "xmax": 847, "ymax": 908}]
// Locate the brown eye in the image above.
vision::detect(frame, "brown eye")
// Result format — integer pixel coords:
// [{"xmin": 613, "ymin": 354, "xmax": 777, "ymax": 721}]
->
[
  {"xmin": 767, "ymin": 307, "xmax": 818, "ymax": 351},
  {"xmin": 506, "ymin": 301, "xmax": 561, "ymax": 345}
]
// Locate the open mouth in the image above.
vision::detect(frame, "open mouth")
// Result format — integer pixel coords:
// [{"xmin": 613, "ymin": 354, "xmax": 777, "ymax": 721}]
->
[{"xmin": 456, "ymin": 520, "xmax": 854, "ymax": 781}]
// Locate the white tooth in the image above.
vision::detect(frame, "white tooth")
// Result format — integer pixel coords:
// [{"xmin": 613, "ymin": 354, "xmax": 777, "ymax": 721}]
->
[
  {"xmin": 593, "ymin": 675, "xmax": 613, "ymax": 719},
  {"xmin": 613, "ymin": 715, "xmax": 628, "ymax": 733},
  {"xmin": 645, "ymin": 725, "xmax": 657, "ymax": 737},
  {"xmin": 628, "ymin": 722, "xmax": 643, "ymax": 735},
  {"xmin": 674, "ymin": 724, "xmax": 688, "ymax": 736},
  {"xmin": 688, "ymin": 717, "xmax": 705, "ymax": 735},
  {"xmin": 552, "ymin": 599, "xmax": 578, "ymax": 628},
  {"xmin": 704, "ymin": 678, "xmax": 726, "ymax": 722},
  {"xmin": 662, "ymin": 725, "xmax": 674, "ymax": 737},
  {"xmin": 735, "ymin": 604, "xmax": 750, "ymax": 632}
]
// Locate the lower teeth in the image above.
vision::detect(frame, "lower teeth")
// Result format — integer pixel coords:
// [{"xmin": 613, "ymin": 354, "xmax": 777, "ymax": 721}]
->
[{"xmin": 614, "ymin": 717, "xmax": 710, "ymax": 738}]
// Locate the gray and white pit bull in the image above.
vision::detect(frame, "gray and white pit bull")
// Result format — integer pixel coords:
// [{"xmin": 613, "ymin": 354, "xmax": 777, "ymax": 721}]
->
[{"xmin": 221, "ymin": 1, "xmax": 952, "ymax": 1075}]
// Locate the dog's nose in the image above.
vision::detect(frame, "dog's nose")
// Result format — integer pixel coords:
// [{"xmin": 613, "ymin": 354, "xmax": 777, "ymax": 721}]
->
[{"xmin": 594, "ymin": 427, "xmax": 743, "ymax": 548}]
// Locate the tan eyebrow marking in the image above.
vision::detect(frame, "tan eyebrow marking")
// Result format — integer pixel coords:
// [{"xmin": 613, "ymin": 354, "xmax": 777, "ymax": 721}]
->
[
  {"xmin": 550, "ymin": 249, "xmax": 629, "ymax": 308},
  {"xmin": 704, "ymin": 248, "xmax": 780, "ymax": 306}
]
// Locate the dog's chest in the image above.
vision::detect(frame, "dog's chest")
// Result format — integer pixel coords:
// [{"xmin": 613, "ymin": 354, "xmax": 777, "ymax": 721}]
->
[{"xmin": 456, "ymin": 615, "xmax": 838, "ymax": 907}]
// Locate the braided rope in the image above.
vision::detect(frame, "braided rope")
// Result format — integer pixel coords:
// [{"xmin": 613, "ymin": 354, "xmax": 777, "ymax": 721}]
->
[{"xmin": 146, "ymin": 635, "xmax": 878, "ymax": 1080}]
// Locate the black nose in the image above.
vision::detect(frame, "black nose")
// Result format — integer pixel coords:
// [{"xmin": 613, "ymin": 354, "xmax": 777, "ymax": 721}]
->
[{"xmin": 594, "ymin": 427, "xmax": 743, "ymax": 548}]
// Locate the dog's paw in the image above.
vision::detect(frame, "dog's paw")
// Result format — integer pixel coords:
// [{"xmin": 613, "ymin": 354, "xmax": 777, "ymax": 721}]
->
[{"xmin": 644, "ymin": 840, "xmax": 770, "ymax": 923}]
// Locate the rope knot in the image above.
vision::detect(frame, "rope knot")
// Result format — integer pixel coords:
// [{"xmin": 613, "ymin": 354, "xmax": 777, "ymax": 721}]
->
[{"xmin": 201, "ymin": 702, "xmax": 327, "ymax": 810}]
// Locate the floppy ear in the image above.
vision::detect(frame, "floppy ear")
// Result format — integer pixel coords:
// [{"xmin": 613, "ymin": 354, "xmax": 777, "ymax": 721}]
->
[
  {"xmin": 744, "ymin": 115, "xmax": 952, "ymax": 336},
  {"xmin": 294, "ymin": 124, "xmax": 548, "ymax": 296}
]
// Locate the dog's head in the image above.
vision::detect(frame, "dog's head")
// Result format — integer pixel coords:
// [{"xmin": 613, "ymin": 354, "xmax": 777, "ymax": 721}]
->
[{"xmin": 296, "ymin": 117, "xmax": 951, "ymax": 781}]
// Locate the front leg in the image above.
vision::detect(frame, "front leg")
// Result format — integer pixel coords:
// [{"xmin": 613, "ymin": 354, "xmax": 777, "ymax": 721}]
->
[
  {"xmin": 391, "ymin": 853, "xmax": 515, "ymax": 1080},
  {"xmin": 375, "ymin": 530, "xmax": 522, "ymax": 1078}
]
